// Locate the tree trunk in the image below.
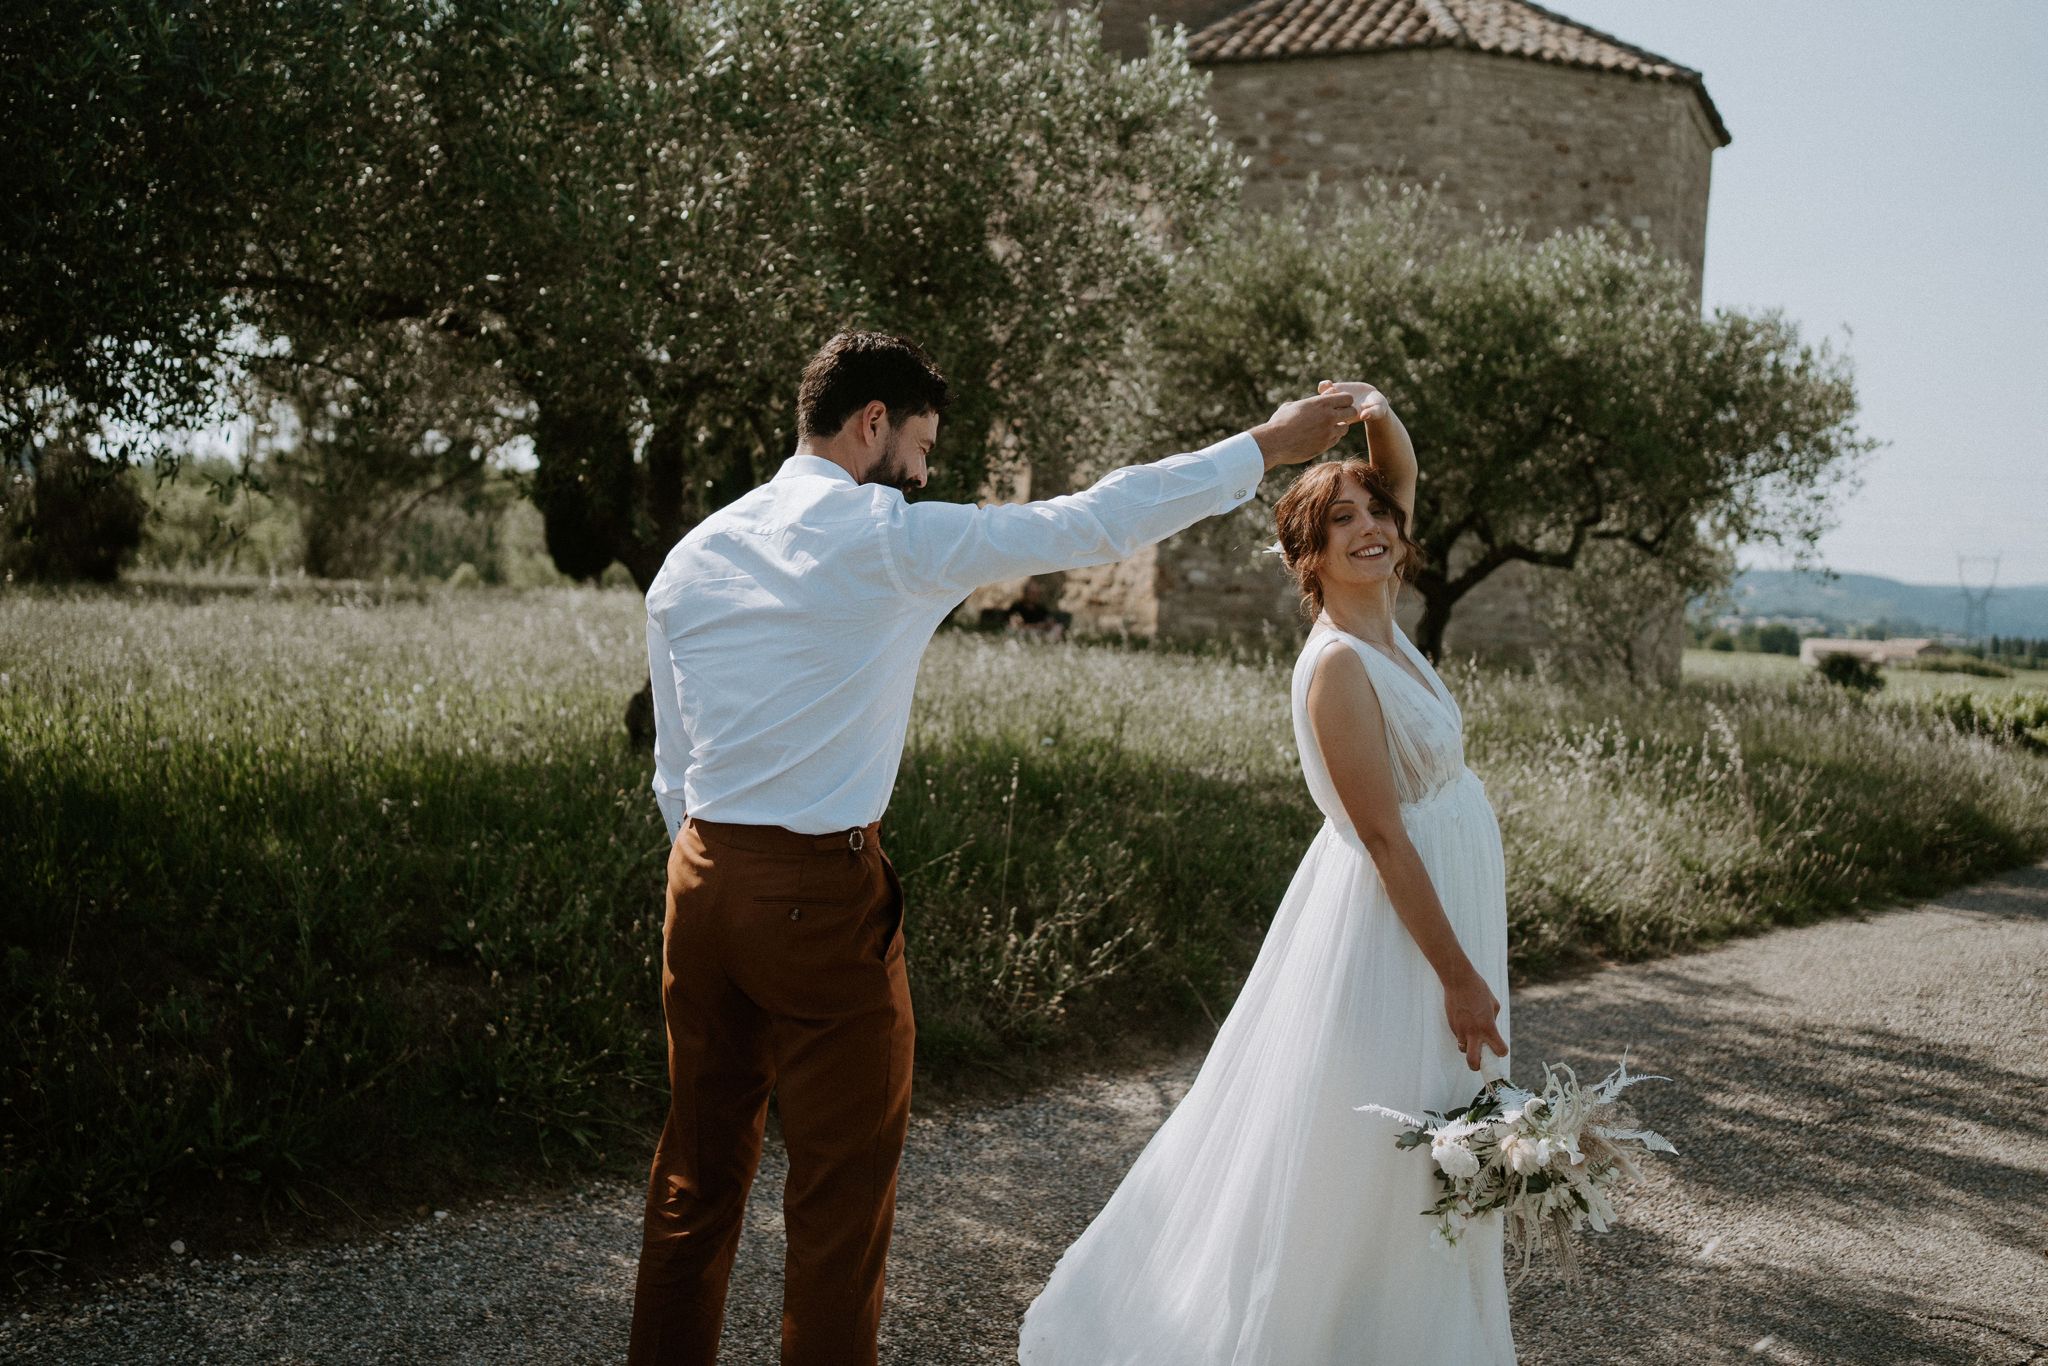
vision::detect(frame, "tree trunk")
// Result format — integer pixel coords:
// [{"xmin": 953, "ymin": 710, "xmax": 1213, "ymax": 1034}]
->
[
  {"xmin": 624, "ymin": 678, "xmax": 656, "ymax": 751},
  {"xmin": 526, "ymin": 398, "xmax": 687, "ymax": 747},
  {"xmin": 530, "ymin": 402, "xmax": 636, "ymax": 582},
  {"xmin": 1412, "ymin": 581, "xmax": 1458, "ymax": 660}
]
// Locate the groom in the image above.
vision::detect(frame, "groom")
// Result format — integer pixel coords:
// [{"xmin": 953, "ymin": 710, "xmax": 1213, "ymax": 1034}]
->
[{"xmin": 628, "ymin": 331, "xmax": 1362, "ymax": 1365}]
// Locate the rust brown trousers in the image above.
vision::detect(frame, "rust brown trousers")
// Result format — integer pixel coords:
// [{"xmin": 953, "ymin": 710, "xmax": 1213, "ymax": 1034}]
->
[{"xmin": 627, "ymin": 816, "xmax": 914, "ymax": 1366}]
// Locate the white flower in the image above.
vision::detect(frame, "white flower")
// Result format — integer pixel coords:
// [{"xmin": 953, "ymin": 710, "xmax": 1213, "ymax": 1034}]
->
[
  {"xmin": 1501, "ymin": 1133, "xmax": 1549, "ymax": 1175},
  {"xmin": 1432, "ymin": 1140, "xmax": 1481, "ymax": 1178}
]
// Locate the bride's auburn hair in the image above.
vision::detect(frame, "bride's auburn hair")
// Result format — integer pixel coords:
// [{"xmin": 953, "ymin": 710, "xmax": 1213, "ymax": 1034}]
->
[{"xmin": 1272, "ymin": 458, "xmax": 1424, "ymax": 622}]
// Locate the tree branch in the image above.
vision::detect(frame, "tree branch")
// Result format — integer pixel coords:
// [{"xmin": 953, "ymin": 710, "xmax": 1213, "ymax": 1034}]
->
[
  {"xmin": 223, "ymin": 273, "xmax": 435, "ymax": 325},
  {"xmin": 1451, "ymin": 504, "xmax": 1598, "ymax": 594},
  {"xmin": 368, "ymin": 448, "xmax": 490, "ymax": 537},
  {"xmin": 1592, "ymin": 509, "xmax": 1683, "ymax": 557}
]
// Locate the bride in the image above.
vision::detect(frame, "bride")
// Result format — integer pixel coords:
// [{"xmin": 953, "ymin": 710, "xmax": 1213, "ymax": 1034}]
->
[{"xmin": 1017, "ymin": 381, "xmax": 1518, "ymax": 1364}]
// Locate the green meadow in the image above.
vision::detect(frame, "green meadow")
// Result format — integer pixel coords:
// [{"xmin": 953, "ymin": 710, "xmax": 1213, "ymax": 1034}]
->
[
  {"xmin": 1684, "ymin": 645, "xmax": 2048, "ymax": 698},
  {"xmin": 6, "ymin": 583, "xmax": 2047, "ymax": 1283}
]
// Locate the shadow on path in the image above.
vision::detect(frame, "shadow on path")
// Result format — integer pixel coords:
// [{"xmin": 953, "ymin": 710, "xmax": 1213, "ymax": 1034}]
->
[{"xmin": 3, "ymin": 864, "xmax": 2043, "ymax": 1364}]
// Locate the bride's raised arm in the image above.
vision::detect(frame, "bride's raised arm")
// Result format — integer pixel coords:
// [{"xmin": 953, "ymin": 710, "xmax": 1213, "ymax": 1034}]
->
[{"xmin": 1318, "ymin": 380, "xmax": 1416, "ymax": 521}]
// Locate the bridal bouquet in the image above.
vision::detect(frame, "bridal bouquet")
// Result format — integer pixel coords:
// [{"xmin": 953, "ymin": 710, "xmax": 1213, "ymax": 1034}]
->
[{"xmin": 1357, "ymin": 1055, "xmax": 1676, "ymax": 1287}]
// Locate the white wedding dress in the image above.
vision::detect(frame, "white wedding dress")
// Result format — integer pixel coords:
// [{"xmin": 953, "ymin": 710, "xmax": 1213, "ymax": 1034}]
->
[{"xmin": 1018, "ymin": 618, "xmax": 1517, "ymax": 1365}]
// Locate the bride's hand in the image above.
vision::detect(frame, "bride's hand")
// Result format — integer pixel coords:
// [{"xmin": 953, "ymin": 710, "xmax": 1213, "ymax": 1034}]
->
[
  {"xmin": 1318, "ymin": 379, "xmax": 1391, "ymax": 424},
  {"xmin": 1442, "ymin": 969, "xmax": 1509, "ymax": 1073}
]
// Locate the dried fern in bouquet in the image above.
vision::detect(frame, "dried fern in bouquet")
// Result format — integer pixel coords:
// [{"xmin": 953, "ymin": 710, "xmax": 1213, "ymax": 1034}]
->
[{"xmin": 1359, "ymin": 1054, "xmax": 1677, "ymax": 1287}]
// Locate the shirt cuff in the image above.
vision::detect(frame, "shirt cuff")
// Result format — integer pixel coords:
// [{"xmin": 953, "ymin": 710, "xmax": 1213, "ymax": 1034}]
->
[
  {"xmin": 656, "ymin": 792, "xmax": 687, "ymax": 844},
  {"xmin": 1208, "ymin": 431, "xmax": 1267, "ymax": 513}
]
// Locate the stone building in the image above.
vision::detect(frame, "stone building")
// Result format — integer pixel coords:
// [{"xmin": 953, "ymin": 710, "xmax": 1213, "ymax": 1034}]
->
[{"xmin": 1005, "ymin": 0, "xmax": 1731, "ymax": 669}]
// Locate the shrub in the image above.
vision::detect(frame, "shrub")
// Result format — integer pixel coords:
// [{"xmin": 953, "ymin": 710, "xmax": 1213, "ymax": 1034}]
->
[
  {"xmin": 1903, "ymin": 690, "xmax": 2048, "ymax": 753},
  {"xmin": 1815, "ymin": 652, "xmax": 1884, "ymax": 692},
  {"xmin": 1900, "ymin": 656, "xmax": 2012, "ymax": 679},
  {"xmin": 1755, "ymin": 623, "xmax": 1801, "ymax": 656},
  {"xmin": 1, "ymin": 446, "xmax": 147, "ymax": 583}
]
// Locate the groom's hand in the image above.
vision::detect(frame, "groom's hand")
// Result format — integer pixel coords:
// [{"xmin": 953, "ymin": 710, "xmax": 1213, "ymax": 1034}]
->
[
  {"xmin": 1250, "ymin": 392, "xmax": 1363, "ymax": 471},
  {"xmin": 1318, "ymin": 379, "xmax": 1391, "ymax": 424}
]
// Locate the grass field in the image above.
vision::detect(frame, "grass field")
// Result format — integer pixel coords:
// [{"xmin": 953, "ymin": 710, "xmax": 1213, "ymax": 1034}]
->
[
  {"xmin": 1684, "ymin": 647, "xmax": 2048, "ymax": 697},
  {"xmin": 7, "ymin": 583, "xmax": 2048, "ymax": 1285}
]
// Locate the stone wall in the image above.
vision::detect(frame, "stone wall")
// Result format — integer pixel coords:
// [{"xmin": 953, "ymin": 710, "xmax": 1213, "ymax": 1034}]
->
[
  {"xmin": 1136, "ymin": 44, "xmax": 1714, "ymax": 680},
  {"xmin": 1037, "ymin": 19, "xmax": 1721, "ymax": 682},
  {"xmin": 1203, "ymin": 47, "xmax": 1717, "ymax": 284}
]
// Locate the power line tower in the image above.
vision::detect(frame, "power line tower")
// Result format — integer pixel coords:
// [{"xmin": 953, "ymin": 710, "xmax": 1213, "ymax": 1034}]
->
[{"xmin": 1957, "ymin": 554, "xmax": 2000, "ymax": 644}]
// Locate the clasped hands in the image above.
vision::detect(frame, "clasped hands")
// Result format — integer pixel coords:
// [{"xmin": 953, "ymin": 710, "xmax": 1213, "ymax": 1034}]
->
[{"xmin": 1251, "ymin": 379, "xmax": 1393, "ymax": 470}]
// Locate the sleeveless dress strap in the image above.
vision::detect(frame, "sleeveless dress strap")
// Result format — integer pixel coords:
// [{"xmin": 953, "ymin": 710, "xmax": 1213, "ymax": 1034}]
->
[{"xmin": 1301, "ymin": 624, "xmax": 1436, "ymax": 803}]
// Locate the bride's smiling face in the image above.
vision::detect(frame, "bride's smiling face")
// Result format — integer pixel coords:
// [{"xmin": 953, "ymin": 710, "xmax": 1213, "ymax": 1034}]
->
[{"xmin": 1315, "ymin": 473, "xmax": 1404, "ymax": 593}]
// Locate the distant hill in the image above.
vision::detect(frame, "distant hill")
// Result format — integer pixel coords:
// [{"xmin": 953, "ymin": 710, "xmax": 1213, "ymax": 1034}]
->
[{"xmin": 1713, "ymin": 569, "xmax": 2048, "ymax": 639}]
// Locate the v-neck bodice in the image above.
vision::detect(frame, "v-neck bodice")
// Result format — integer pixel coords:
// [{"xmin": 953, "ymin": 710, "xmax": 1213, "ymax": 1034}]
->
[
  {"xmin": 1330, "ymin": 623, "xmax": 1441, "ymax": 710},
  {"xmin": 1291, "ymin": 619, "xmax": 1471, "ymax": 816}
]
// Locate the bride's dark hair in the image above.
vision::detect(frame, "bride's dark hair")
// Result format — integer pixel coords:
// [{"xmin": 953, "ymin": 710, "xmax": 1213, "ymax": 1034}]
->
[{"xmin": 1272, "ymin": 458, "xmax": 1424, "ymax": 622}]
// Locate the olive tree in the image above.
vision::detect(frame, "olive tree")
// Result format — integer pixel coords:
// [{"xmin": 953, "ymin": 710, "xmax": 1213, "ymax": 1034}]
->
[
  {"xmin": 232, "ymin": 0, "xmax": 1237, "ymax": 586},
  {"xmin": 1150, "ymin": 188, "xmax": 1875, "ymax": 659},
  {"xmin": 3, "ymin": 0, "xmax": 364, "ymax": 578},
  {"xmin": 1, "ymin": 0, "xmax": 363, "ymax": 459},
  {"xmin": 9, "ymin": 0, "xmax": 1236, "ymax": 597}
]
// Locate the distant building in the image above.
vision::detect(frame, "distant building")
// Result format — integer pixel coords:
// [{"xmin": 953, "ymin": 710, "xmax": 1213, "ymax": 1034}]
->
[
  {"xmin": 1715, "ymin": 613, "xmax": 1829, "ymax": 636},
  {"xmin": 1018, "ymin": 0, "xmax": 1730, "ymax": 676},
  {"xmin": 1799, "ymin": 638, "xmax": 1950, "ymax": 668}
]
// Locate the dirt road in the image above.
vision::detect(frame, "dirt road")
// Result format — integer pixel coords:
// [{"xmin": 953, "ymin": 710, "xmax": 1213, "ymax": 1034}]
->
[{"xmin": 8, "ymin": 864, "xmax": 2045, "ymax": 1364}]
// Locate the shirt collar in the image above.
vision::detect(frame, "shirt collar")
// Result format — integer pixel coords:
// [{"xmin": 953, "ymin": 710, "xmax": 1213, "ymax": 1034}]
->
[{"xmin": 775, "ymin": 453, "xmax": 858, "ymax": 487}]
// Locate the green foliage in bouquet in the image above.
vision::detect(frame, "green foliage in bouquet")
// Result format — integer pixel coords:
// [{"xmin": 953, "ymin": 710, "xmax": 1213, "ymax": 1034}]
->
[{"xmin": 1363, "ymin": 1057, "xmax": 1676, "ymax": 1287}]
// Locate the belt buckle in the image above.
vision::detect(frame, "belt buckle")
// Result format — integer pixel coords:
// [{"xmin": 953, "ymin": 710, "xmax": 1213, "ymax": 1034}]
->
[{"xmin": 848, "ymin": 828, "xmax": 865, "ymax": 852}]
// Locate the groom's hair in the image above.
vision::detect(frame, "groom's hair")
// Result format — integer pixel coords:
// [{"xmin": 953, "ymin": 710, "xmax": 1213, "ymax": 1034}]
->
[{"xmin": 796, "ymin": 331, "xmax": 951, "ymax": 439}]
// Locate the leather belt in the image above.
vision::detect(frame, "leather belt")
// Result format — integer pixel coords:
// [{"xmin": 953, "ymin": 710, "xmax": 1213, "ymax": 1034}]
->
[{"xmin": 687, "ymin": 816, "xmax": 880, "ymax": 856}]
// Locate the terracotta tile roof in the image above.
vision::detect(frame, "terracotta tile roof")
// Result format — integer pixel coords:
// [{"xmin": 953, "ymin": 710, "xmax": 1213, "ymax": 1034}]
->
[{"xmin": 1185, "ymin": 0, "xmax": 1730, "ymax": 145}]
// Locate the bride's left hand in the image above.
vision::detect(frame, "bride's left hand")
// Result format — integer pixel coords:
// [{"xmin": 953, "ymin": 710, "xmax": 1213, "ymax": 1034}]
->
[{"xmin": 1318, "ymin": 379, "xmax": 1390, "ymax": 423}]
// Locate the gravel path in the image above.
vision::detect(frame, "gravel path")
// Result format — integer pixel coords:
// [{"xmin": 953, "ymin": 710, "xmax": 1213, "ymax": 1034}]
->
[{"xmin": 8, "ymin": 862, "xmax": 2046, "ymax": 1365}]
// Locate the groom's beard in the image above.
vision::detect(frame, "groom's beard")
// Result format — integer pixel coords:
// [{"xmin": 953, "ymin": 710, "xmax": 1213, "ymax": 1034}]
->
[{"xmin": 866, "ymin": 431, "xmax": 922, "ymax": 494}]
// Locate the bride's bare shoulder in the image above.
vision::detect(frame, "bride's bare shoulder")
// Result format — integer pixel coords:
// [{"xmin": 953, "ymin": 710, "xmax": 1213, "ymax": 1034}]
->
[
  {"xmin": 1305, "ymin": 635, "xmax": 1382, "ymax": 715},
  {"xmin": 1297, "ymin": 628, "xmax": 1352, "ymax": 680}
]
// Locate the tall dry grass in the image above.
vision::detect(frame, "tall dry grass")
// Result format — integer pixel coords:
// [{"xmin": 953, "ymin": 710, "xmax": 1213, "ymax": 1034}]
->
[{"xmin": 4, "ymin": 583, "xmax": 2044, "ymax": 1280}]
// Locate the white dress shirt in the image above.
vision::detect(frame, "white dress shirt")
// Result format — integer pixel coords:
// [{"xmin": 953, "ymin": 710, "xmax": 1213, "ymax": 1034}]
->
[{"xmin": 644, "ymin": 432, "xmax": 1267, "ymax": 839}]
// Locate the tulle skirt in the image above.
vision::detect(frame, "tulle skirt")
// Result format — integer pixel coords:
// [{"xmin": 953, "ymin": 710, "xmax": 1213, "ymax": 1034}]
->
[{"xmin": 1018, "ymin": 767, "xmax": 1517, "ymax": 1365}]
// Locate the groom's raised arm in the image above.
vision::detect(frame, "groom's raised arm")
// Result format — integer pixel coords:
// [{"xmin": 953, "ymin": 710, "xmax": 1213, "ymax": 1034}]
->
[{"xmin": 884, "ymin": 393, "xmax": 1359, "ymax": 599}]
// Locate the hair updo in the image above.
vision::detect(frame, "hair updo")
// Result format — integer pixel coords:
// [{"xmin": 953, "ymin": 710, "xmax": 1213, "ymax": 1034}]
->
[{"xmin": 1271, "ymin": 458, "xmax": 1424, "ymax": 622}]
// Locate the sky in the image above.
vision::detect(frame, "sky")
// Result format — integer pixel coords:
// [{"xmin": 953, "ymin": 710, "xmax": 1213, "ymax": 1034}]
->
[{"xmin": 1558, "ymin": 0, "xmax": 2047, "ymax": 588}]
